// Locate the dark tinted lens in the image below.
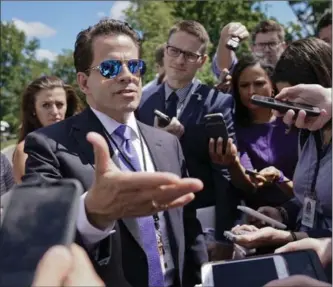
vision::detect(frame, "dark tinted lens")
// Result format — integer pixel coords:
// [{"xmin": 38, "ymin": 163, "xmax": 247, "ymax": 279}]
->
[
  {"xmin": 128, "ymin": 60, "xmax": 146, "ymax": 76},
  {"xmin": 100, "ymin": 60, "xmax": 121, "ymax": 78}
]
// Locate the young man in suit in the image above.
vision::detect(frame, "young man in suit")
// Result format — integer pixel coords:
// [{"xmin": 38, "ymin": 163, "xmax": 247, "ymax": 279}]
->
[
  {"xmin": 22, "ymin": 19, "xmax": 208, "ymax": 287},
  {"xmin": 137, "ymin": 20, "xmax": 240, "ymax": 236}
]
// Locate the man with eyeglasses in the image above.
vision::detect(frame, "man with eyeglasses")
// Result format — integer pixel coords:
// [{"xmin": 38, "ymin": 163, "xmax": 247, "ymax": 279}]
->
[
  {"xmin": 137, "ymin": 20, "xmax": 240, "ymax": 239},
  {"xmin": 213, "ymin": 19, "xmax": 287, "ymax": 80},
  {"xmin": 22, "ymin": 18, "xmax": 207, "ymax": 287}
]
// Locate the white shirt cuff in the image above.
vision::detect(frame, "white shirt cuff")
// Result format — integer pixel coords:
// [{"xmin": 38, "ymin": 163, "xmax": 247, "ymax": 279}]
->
[{"xmin": 76, "ymin": 192, "xmax": 116, "ymax": 248}]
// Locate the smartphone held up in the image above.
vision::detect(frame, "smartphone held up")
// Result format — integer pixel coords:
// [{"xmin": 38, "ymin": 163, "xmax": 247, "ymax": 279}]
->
[{"xmin": 0, "ymin": 179, "xmax": 82, "ymax": 287}]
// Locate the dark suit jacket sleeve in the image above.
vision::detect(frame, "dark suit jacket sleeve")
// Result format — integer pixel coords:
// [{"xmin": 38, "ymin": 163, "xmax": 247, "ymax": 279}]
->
[
  {"xmin": 23, "ymin": 131, "xmax": 102, "ymax": 263},
  {"xmin": 175, "ymin": 137, "xmax": 208, "ymax": 286},
  {"xmin": 23, "ymin": 131, "xmax": 63, "ymax": 182}
]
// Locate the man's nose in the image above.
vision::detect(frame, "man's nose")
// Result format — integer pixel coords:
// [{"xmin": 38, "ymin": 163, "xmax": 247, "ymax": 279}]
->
[
  {"xmin": 117, "ymin": 63, "xmax": 132, "ymax": 83},
  {"xmin": 175, "ymin": 53, "xmax": 186, "ymax": 65}
]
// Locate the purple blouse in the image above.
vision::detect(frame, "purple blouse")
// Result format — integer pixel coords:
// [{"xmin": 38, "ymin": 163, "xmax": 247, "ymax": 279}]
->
[{"xmin": 236, "ymin": 117, "xmax": 299, "ymax": 208}]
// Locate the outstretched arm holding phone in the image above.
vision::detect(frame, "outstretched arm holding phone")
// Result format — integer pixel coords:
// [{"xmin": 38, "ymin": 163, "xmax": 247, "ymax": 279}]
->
[{"xmin": 273, "ymin": 84, "xmax": 332, "ymax": 131}]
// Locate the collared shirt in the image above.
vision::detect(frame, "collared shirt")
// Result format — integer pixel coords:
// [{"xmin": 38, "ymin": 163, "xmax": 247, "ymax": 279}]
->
[
  {"xmin": 164, "ymin": 80, "xmax": 193, "ymax": 109},
  {"xmin": 76, "ymin": 107, "xmax": 175, "ymax": 286}
]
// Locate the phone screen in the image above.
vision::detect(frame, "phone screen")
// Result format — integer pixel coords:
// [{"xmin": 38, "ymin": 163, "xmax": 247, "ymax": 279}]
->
[
  {"xmin": 212, "ymin": 258, "xmax": 282, "ymax": 287},
  {"xmin": 0, "ymin": 182, "xmax": 80, "ymax": 287}
]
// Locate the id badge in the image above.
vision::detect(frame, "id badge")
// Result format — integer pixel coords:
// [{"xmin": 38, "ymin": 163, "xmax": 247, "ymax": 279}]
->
[{"xmin": 301, "ymin": 196, "xmax": 317, "ymax": 228}]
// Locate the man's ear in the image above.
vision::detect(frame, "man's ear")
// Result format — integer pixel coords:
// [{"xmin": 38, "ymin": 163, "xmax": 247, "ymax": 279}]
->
[
  {"xmin": 77, "ymin": 72, "xmax": 90, "ymax": 95},
  {"xmin": 198, "ymin": 54, "xmax": 208, "ymax": 68}
]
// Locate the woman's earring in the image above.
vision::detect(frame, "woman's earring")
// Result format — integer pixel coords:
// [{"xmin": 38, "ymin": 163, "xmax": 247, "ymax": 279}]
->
[{"xmin": 33, "ymin": 112, "xmax": 36, "ymax": 116}]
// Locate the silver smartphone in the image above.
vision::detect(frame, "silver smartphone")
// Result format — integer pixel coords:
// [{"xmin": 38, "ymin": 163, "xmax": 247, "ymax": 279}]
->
[
  {"xmin": 237, "ymin": 205, "xmax": 287, "ymax": 229},
  {"xmin": 202, "ymin": 254, "xmax": 289, "ymax": 287}
]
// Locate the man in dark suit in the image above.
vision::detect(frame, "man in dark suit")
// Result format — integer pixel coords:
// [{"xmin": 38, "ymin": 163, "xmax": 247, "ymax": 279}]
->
[
  {"xmin": 137, "ymin": 20, "xmax": 241, "ymax": 235},
  {"xmin": 22, "ymin": 19, "xmax": 208, "ymax": 287}
]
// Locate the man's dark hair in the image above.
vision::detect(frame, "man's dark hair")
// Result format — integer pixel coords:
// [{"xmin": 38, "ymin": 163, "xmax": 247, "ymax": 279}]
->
[
  {"xmin": 155, "ymin": 43, "xmax": 166, "ymax": 67},
  {"xmin": 273, "ymin": 37, "xmax": 332, "ymax": 88},
  {"xmin": 317, "ymin": 10, "xmax": 332, "ymax": 35},
  {"xmin": 251, "ymin": 19, "xmax": 285, "ymax": 43},
  {"xmin": 74, "ymin": 18, "xmax": 140, "ymax": 75}
]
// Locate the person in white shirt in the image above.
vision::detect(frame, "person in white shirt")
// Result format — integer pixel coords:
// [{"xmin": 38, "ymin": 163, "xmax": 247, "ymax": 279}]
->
[{"xmin": 22, "ymin": 18, "xmax": 208, "ymax": 287}]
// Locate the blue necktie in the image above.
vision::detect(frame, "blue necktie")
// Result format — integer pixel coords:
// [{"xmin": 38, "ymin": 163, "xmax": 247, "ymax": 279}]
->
[
  {"xmin": 165, "ymin": 92, "xmax": 178, "ymax": 119},
  {"xmin": 113, "ymin": 125, "xmax": 165, "ymax": 287}
]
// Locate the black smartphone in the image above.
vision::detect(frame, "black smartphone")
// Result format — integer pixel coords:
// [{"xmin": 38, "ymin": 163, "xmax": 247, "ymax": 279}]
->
[
  {"xmin": 204, "ymin": 113, "xmax": 229, "ymax": 154},
  {"xmin": 251, "ymin": 95, "xmax": 321, "ymax": 117},
  {"xmin": 226, "ymin": 36, "xmax": 240, "ymax": 51},
  {"xmin": 0, "ymin": 179, "xmax": 83, "ymax": 287},
  {"xmin": 154, "ymin": 109, "xmax": 171, "ymax": 127}
]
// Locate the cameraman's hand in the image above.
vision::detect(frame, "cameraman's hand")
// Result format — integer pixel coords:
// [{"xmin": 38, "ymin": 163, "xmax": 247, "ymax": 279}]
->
[
  {"xmin": 275, "ymin": 237, "xmax": 332, "ymax": 267},
  {"xmin": 265, "ymin": 275, "xmax": 331, "ymax": 287},
  {"xmin": 32, "ymin": 244, "xmax": 104, "ymax": 286},
  {"xmin": 274, "ymin": 84, "xmax": 332, "ymax": 131},
  {"xmin": 154, "ymin": 116, "xmax": 185, "ymax": 138}
]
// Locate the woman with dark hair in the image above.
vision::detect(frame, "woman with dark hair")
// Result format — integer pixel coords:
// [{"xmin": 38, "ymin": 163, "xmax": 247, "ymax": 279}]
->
[
  {"xmin": 13, "ymin": 75, "xmax": 82, "ymax": 183},
  {"xmin": 230, "ymin": 38, "xmax": 332, "ymax": 252},
  {"xmin": 209, "ymin": 54, "xmax": 298, "ymax": 210}
]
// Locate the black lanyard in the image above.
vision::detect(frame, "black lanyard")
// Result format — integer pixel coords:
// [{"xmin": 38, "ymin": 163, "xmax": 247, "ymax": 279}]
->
[{"xmin": 309, "ymin": 131, "xmax": 331, "ymax": 198}]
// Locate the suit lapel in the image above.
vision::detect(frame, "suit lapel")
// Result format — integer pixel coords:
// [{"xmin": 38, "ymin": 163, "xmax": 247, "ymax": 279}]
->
[
  {"xmin": 138, "ymin": 122, "xmax": 184, "ymax": 280},
  {"xmin": 178, "ymin": 83, "xmax": 206, "ymax": 126},
  {"xmin": 71, "ymin": 108, "xmax": 145, "ymax": 250}
]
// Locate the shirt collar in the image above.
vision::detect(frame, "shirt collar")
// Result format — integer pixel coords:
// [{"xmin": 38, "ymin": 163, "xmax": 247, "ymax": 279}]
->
[
  {"xmin": 164, "ymin": 79, "xmax": 194, "ymax": 102},
  {"xmin": 90, "ymin": 107, "xmax": 139, "ymax": 139}
]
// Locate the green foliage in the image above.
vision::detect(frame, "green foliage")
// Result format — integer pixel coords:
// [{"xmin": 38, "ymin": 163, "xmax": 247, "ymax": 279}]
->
[
  {"xmin": 288, "ymin": 0, "xmax": 332, "ymax": 36},
  {"xmin": 51, "ymin": 49, "xmax": 86, "ymax": 105},
  {"xmin": 0, "ymin": 21, "xmax": 50, "ymax": 133},
  {"xmin": 125, "ymin": 1, "xmax": 176, "ymax": 85}
]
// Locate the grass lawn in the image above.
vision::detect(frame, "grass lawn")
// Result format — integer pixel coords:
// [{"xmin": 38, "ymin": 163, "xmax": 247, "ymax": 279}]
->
[{"xmin": 1, "ymin": 138, "xmax": 17, "ymax": 151}]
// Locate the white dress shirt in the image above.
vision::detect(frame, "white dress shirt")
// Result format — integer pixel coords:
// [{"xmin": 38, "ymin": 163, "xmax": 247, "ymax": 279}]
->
[{"xmin": 76, "ymin": 108, "xmax": 175, "ymax": 285}]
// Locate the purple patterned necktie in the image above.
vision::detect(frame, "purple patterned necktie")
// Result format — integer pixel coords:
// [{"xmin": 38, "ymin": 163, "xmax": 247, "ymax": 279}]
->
[{"xmin": 113, "ymin": 125, "xmax": 164, "ymax": 287}]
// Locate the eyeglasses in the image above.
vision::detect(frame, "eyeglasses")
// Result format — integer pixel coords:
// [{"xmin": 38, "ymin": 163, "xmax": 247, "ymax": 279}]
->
[
  {"xmin": 87, "ymin": 59, "xmax": 146, "ymax": 79},
  {"xmin": 254, "ymin": 42, "xmax": 281, "ymax": 50},
  {"xmin": 166, "ymin": 45, "xmax": 202, "ymax": 63}
]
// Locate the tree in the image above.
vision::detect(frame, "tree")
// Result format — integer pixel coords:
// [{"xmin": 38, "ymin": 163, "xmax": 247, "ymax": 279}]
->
[
  {"xmin": 0, "ymin": 21, "xmax": 50, "ymax": 132},
  {"xmin": 288, "ymin": 0, "xmax": 332, "ymax": 36},
  {"xmin": 165, "ymin": 0, "xmax": 267, "ymax": 59},
  {"xmin": 51, "ymin": 49, "xmax": 86, "ymax": 104},
  {"xmin": 124, "ymin": 1, "xmax": 176, "ymax": 85}
]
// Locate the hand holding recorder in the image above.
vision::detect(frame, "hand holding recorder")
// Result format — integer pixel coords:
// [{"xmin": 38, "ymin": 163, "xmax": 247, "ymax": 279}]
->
[
  {"xmin": 153, "ymin": 110, "xmax": 185, "ymax": 138},
  {"xmin": 273, "ymin": 84, "xmax": 332, "ymax": 131}
]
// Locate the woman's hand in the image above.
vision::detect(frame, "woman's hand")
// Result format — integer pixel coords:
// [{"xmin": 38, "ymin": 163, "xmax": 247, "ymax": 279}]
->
[
  {"xmin": 230, "ymin": 226, "xmax": 292, "ymax": 249},
  {"xmin": 258, "ymin": 166, "xmax": 282, "ymax": 184},
  {"xmin": 209, "ymin": 137, "xmax": 238, "ymax": 166}
]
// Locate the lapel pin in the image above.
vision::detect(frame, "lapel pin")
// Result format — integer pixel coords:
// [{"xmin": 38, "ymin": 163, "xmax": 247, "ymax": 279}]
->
[{"xmin": 196, "ymin": 94, "xmax": 202, "ymax": 101}]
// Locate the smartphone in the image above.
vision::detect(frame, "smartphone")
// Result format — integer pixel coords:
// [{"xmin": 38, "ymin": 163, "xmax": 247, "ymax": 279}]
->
[
  {"xmin": 0, "ymin": 179, "xmax": 83, "ymax": 287},
  {"xmin": 237, "ymin": 205, "xmax": 287, "ymax": 230},
  {"xmin": 154, "ymin": 109, "xmax": 171, "ymax": 127},
  {"xmin": 226, "ymin": 36, "xmax": 240, "ymax": 51},
  {"xmin": 245, "ymin": 169, "xmax": 259, "ymax": 176},
  {"xmin": 251, "ymin": 95, "xmax": 321, "ymax": 117},
  {"xmin": 202, "ymin": 254, "xmax": 289, "ymax": 287},
  {"xmin": 204, "ymin": 113, "xmax": 229, "ymax": 154}
]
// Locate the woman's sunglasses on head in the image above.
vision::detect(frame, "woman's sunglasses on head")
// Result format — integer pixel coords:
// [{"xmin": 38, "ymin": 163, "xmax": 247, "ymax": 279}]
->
[{"xmin": 87, "ymin": 59, "xmax": 146, "ymax": 79}]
